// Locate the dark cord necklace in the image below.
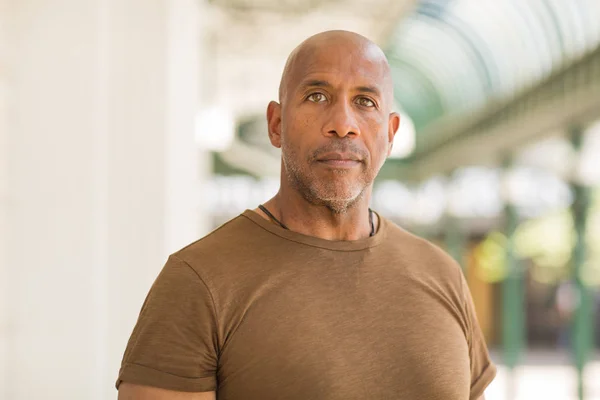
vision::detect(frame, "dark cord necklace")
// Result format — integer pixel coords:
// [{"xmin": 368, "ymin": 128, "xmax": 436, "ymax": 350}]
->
[{"xmin": 258, "ymin": 204, "xmax": 376, "ymax": 237}]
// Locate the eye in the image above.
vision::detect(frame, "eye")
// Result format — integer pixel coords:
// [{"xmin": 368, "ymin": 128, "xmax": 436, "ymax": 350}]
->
[
  {"xmin": 356, "ymin": 97, "xmax": 376, "ymax": 108},
  {"xmin": 307, "ymin": 93, "xmax": 327, "ymax": 103}
]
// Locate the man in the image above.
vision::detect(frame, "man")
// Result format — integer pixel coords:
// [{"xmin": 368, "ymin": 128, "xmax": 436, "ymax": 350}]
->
[{"xmin": 117, "ymin": 30, "xmax": 496, "ymax": 400}]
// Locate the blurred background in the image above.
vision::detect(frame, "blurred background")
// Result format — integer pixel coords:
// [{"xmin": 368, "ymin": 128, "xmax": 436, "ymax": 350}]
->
[{"xmin": 1, "ymin": 0, "xmax": 600, "ymax": 399}]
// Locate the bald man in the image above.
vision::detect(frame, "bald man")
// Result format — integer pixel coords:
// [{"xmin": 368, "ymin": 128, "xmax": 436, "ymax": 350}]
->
[{"xmin": 117, "ymin": 31, "xmax": 496, "ymax": 400}]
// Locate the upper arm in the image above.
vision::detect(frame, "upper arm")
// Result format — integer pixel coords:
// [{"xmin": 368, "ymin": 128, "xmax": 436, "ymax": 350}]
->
[
  {"xmin": 118, "ymin": 382, "xmax": 216, "ymax": 400},
  {"xmin": 458, "ymin": 271, "xmax": 496, "ymax": 400},
  {"xmin": 116, "ymin": 255, "xmax": 219, "ymax": 392}
]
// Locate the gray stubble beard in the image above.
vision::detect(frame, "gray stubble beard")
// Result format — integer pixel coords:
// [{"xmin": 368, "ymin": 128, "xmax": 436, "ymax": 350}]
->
[{"xmin": 282, "ymin": 151, "xmax": 369, "ymax": 215}]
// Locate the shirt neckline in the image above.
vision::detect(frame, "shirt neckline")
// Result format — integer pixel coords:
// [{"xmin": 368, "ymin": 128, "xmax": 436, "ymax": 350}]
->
[{"xmin": 241, "ymin": 209, "xmax": 387, "ymax": 251}]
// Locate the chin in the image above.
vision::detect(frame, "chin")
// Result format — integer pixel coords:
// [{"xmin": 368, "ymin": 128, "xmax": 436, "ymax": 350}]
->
[
  {"xmin": 319, "ymin": 197, "xmax": 362, "ymax": 214},
  {"xmin": 311, "ymin": 187, "xmax": 366, "ymax": 214},
  {"xmin": 288, "ymin": 167, "xmax": 370, "ymax": 212}
]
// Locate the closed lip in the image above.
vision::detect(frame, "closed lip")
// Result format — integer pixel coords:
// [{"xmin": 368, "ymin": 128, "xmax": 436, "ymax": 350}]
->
[{"xmin": 316, "ymin": 152, "xmax": 362, "ymax": 162}]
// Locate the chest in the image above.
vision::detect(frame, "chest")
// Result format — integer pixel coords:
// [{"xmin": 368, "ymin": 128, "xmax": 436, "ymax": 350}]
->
[{"xmin": 216, "ymin": 264, "xmax": 471, "ymax": 400}]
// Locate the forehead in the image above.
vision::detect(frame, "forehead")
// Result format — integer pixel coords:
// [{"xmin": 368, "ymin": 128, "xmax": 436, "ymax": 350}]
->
[{"xmin": 289, "ymin": 43, "xmax": 389, "ymax": 92}]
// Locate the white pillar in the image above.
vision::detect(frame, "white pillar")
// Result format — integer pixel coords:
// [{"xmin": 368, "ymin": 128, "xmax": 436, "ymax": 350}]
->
[
  {"xmin": 0, "ymin": 0, "xmax": 9, "ymax": 395},
  {"xmin": 3, "ymin": 0, "xmax": 203, "ymax": 398}
]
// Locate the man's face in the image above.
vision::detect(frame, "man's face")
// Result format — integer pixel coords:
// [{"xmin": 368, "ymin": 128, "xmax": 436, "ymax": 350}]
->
[{"xmin": 268, "ymin": 38, "xmax": 398, "ymax": 213}]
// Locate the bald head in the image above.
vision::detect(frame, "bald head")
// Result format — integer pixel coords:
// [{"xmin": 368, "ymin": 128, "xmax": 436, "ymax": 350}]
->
[
  {"xmin": 278, "ymin": 30, "xmax": 394, "ymax": 108},
  {"xmin": 265, "ymin": 30, "xmax": 401, "ymax": 215}
]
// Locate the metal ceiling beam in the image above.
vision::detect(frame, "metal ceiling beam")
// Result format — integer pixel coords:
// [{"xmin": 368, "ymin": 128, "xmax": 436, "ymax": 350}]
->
[{"xmin": 388, "ymin": 42, "xmax": 600, "ymax": 182}]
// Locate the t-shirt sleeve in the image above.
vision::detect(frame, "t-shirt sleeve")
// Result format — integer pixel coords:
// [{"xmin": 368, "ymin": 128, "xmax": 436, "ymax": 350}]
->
[
  {"xmin": 116, "ymin": 255, "xmax": 219, "ymax": 392},
  {"xmin": 459, "ymin": 272, "xmax": 497, "ymax": 400}
]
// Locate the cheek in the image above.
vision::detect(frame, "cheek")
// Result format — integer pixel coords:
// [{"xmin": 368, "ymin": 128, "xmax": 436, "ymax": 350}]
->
[
  {"xmin": 373, "ymin": 137, "xmax": 390, "ymax": 165},
  {"xmin": 284, "ymin": 108, "xmax": 310, "ymax": 135},
  {"xmin": 285, "ymin": 112, "xmax": 320, "ymax": 149},
  {"xmin": 298, "ymin": 109, "xmax": 320, "ymax": 134},
  {"xmin": 361, "ymin": 117, "xmax": 390, "ymax": 160}
]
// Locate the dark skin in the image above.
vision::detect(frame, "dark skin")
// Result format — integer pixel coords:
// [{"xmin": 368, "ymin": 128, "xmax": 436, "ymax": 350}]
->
[
  {"xmin": 256, "ymin": 30, "xmax": 400, "ymax": 241},
  {"xmin": 119, "ymin": 31, "xmax": 487, "ymax": 400}
]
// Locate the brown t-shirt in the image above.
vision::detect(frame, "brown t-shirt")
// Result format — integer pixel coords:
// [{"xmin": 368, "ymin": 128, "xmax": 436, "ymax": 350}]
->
[{"xmin": 117, "ymin": 210, "xmax": 496, "ymax": 399}]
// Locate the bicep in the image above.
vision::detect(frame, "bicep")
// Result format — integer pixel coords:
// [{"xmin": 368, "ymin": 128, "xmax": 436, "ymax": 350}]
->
[
  {"xmin": 116, "ymin": 255, "xmax": 219, "ymax": 392},
  {"xmin": 118, "ymin": 382, "xmax": 216, "ymax": 400},
  {"xmin": 458, "ymin": 272, "xmax": 496, "ymax": 398}
]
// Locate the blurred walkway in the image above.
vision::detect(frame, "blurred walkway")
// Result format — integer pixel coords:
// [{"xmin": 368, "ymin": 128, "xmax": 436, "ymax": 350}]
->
[{"xmin": 486, "ymin": 350, "xmax": 600, "ymax": 400}]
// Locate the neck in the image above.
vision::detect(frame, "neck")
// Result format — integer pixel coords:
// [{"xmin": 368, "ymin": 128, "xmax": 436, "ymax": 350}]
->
[{"xmin": 259, "ymin": 182, "xmax": 376, "ymax": 241}]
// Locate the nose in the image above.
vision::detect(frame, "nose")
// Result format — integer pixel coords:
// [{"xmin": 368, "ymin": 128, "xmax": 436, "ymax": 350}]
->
[{"xmin": 323, "ymin": 100, "xmax": 361, "ymax": 138}]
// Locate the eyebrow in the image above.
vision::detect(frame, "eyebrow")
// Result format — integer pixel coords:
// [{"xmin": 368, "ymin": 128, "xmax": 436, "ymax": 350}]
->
[
  {"xmin": 355, "ymin": 85, "xmax": 381, "ymax": 97},
  {"xmin": 299, "ymin": 79, "xmax": 332, "ymax": 91},
  {"xmin": 298, "ymin": 79, "xmax": 381, "ymax": 97}
]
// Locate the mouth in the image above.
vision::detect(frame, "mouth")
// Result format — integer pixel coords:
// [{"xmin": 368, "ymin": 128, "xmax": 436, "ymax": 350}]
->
[{"xmin": 315, "ymin": 152, "xmax": 363, "ymax": 168}]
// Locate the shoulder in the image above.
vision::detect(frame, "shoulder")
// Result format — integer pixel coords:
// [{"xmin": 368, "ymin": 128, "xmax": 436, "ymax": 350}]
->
[
  {"xmin": 169, "ymin": 212, "xmax": 265, "ymax": 275},
  {"xmin": 380, "ymin": 216, "xmax": 463, "ymax": 286},
  {"xmin": 380, "ymin": 217, "xmax": 470, "ymax": 324}
]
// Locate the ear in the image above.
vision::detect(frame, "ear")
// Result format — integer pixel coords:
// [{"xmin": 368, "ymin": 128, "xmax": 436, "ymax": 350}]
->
[
  {"xmin": 387, "ymin": 112, "xmax": 401, "ymax": 157},
  {"xmin": 267, "ymin": 101, "xmax": 282, "ymax": 148}
]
